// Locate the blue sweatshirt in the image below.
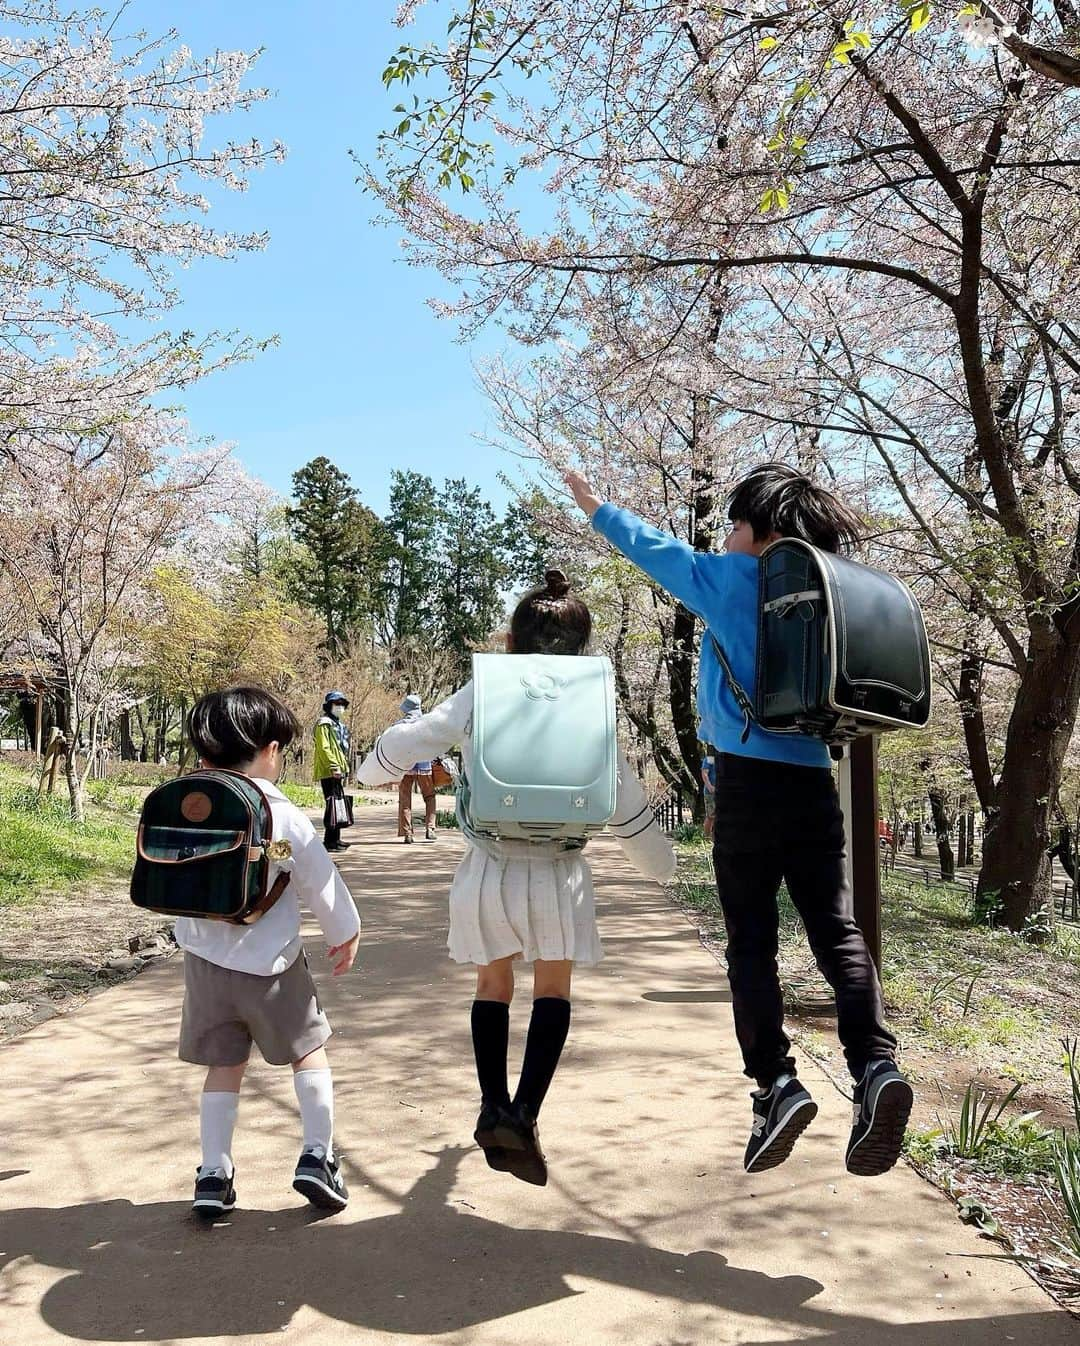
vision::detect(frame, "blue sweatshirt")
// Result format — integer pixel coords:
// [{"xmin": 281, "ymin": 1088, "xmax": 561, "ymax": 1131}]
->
[{"xmin": 592, "ymin": 503, "xmax": 830, "ymax": 768}]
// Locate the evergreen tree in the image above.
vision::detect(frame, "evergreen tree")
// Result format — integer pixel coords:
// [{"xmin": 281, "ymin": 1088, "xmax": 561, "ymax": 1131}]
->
[
  {"xmin": 501, "ymin": 489, "xmax": 556, "ymax": 590},
  {"xmin": 381, "ymin": 469, "xmax": 439, "ymax": 643},
  {"xmin": 286, "ymin": 457, "xmax": 387, "ymax": 654},
  {"xmin": 434, "ymin": 478, "xmax": 510, "ymax": 679}
]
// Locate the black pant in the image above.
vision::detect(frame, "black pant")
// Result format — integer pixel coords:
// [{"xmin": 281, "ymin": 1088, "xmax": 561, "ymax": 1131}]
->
[
  {"xmin": 320, "ymin": 777, "xmax": 343, "ymax": 849},
  {"xmin": 710, "ymin": 753, "xmax": 895, "ymax": 1087}
]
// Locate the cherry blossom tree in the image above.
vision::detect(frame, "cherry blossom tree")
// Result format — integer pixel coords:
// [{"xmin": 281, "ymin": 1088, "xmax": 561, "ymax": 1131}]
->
[
  {"xmin": 373, "ymin": 0, "xmax": 1080, "ymax": 930},
  {"xmin": 0, "ymin": 2, "xmax": 283, "ymax": 472},
  {"xmin": 0, "ymin": 416, "xmax": 229, "ymax": 818}
]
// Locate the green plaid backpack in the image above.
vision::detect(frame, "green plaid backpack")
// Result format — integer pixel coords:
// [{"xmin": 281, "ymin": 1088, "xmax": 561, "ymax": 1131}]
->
[{"xmin": 131, "ymin": 770, "xmax": 291, "ymax": 924}]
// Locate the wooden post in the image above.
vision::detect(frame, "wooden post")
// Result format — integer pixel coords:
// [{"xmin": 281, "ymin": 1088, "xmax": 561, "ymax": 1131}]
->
[
  {"xmin": 839, "ymin": 737, "xmax": 883, "ymax": 970},
  {"xmin": 34, "ymin": 689, "xmax": 43, "ymax": 757}
]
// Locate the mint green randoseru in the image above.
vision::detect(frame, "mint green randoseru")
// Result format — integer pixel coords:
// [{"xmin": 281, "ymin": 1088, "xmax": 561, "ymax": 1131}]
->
[{"xmin": 464, "ymin": 652, "xmax": 618, "ymax": 843}]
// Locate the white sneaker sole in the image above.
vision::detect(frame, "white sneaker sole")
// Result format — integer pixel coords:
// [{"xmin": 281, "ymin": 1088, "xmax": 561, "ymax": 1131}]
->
[
  {"xmin": 192, "ymin": 1196, "xmax": 236, "ymax": 1215},
  {"xmin": 744, "ymin": 1097, "xmax": 818, "ymax": 1173},
  {"xmin": 293, "ymin": 1172, "xmax": 348, "ymax": 1211}
]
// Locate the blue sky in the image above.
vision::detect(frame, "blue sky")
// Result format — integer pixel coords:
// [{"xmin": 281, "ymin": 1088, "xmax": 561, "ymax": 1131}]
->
[{"xmin": 132, "ymin": 0, "xmax": 521, "ymax": 515}]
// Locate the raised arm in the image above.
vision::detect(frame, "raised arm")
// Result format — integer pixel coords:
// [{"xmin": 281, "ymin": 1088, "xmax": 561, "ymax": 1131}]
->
[
  {"xmin": 564, "ymin": 470, "xmax": 714, "ymax": 621},
  {"xmin": 357, "ymin": 685, "xmax": 473, "ymax": 785}
]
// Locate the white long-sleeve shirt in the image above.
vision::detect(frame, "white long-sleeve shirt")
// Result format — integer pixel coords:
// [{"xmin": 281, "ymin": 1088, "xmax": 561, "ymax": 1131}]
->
[
  {"xmin": 358, "ymin": 684, "xmax": 676, "ymax": 884},
  {"xmin": 174, "ymin": 777, "xmax": 361, "ymax": 977}
]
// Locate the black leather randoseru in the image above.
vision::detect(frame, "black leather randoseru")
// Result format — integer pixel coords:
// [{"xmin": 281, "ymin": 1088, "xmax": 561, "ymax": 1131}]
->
[{"xmin": 711, "ymin": 540, "xmax": 931, "ymax": 747}]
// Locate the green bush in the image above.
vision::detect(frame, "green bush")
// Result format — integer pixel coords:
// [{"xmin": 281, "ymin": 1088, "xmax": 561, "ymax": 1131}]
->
[{"xmin": 435, "ymin": 809, "xmax": 459, "ymax": 830}]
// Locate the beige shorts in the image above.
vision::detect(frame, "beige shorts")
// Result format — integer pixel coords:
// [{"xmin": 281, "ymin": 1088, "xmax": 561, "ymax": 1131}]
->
[{"xmin": 179, "ymin": 951, "xmax": 331, "ymax": 1067}]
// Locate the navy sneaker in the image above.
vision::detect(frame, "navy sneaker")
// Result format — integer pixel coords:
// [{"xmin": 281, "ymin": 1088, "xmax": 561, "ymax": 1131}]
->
[
  {"xmin": 493, "ymin": 1102, "xmax": 548, "ymax": 1187},
  {"xmin": 744, "ymin": 1077, "xmax": 818, "ymax": 1173},
  {"xmin": 846, "ymin": 1060, "xmax": 913, "ymax": 1176},
  {"xmin": 473, "ymin": 1102, "xmax": 511, "ymax": 1172},
  {"xmin": 192, "ymin": 1166, "xmax": 236, "ymax": 1218},
  {"xmin": 292, "ymin": 1147, "xmax": 349, "ymax": 1211}
]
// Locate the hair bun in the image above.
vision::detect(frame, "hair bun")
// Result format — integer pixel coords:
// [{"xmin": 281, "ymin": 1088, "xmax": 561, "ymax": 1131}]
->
[{"xmin": 544, "ymin": 568, "xmax": 571, "ymax": 598}]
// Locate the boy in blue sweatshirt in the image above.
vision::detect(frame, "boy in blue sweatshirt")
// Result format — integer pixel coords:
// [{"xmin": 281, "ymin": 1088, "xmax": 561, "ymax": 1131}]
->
[{"xmin": 565, "ymin": 464, "xmax": 912, "ymax": 1177}]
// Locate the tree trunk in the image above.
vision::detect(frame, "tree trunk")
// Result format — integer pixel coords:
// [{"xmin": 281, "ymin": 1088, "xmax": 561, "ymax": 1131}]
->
[
  {"xmin": 668, "ymin": 600, "xmax": 704, "ymax": 808},
  {"xmin": 153, "ymin": 696, "xmax": 166, "ymax": 763},
  {"xmin": 977, "ymin": 638, "xmax": 1080, "ymax": 931},
  {"xmin": 119, "ymin": 708, "xmax": 136, "ymax": 761},
  {"xmin": 957, "ymin": 798, "xmax": 970, "ymax": 868},
  {"xmin": 59, "ymin": 699, "xmax": 84, "ymax": 823},
  {"xmin": 927, "ymin": 787, "xmax": 956, "ymax": 882},
  {"xmin": 913, "ymin": 818, "xmax": 923, "ymax": 857}
]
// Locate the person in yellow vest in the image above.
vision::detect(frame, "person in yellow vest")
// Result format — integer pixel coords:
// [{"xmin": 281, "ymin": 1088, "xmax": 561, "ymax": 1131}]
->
[{"xmin": 313, "ymin": 691, "xmax": 351, "ymax": 853}]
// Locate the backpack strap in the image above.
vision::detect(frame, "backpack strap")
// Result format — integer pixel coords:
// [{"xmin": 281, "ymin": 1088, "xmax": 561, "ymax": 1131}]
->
[
  {"xmin": 233, "ymin": 870, "xmax": 291, "ymax": 926},
  {"xmin": 709, "ymin": 634, "xmax": 754, "ymax": 745}
]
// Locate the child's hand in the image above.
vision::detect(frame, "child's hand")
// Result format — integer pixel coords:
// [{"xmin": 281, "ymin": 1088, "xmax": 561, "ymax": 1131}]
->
[
  {"xmin": 563, "ymin": 470, "xmax": 604, "ymax": 519},
  {"xmin": 328, "ymin": 933, "xmax": 359, "ymax": 976}
]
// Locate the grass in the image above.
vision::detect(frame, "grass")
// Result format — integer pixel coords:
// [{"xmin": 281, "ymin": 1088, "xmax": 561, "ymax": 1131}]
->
[
  {"xmin": 278, "ymin": 780, "xmax": 326, "ymax": 810},
  {"xmin": 0, "ymin": 763, "xmax": 135, "ymax": 908}
]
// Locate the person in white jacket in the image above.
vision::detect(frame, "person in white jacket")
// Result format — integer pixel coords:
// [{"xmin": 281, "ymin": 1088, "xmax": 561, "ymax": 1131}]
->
[
  {"xmin": 359, "ymin": 569, "xmax": 676, "ymax": 1188},
  {"xmin": 178, "ymin": 687, "xmax": 361, "ymax": 1218}
]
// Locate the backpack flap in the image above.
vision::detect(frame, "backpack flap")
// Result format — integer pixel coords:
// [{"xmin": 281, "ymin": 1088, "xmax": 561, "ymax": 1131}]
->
[
  {"xmin": 814, "ymin": 547, "xmax": 931, "ymax": 731},
  {"xmin": 470, "ymin": 653, "xmax": 618, "ymax": 841},
  {"xmin": 756, "ymin": 539, "xmax": 932, "ymax": 739}
]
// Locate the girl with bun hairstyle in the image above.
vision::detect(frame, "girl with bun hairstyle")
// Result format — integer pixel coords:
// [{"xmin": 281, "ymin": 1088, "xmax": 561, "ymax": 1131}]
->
[{"xmin": 358, "ymin": 569, "xmax": 675, "ymax": 1187}]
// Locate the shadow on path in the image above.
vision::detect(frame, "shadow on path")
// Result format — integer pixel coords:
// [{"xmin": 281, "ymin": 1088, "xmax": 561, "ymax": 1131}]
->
[{"xmin": 0, "ymin": 1148, "xmax": 822, "ymax": 1340}]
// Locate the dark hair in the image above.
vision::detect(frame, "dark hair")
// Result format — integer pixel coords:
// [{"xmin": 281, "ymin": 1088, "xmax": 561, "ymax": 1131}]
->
[
  {"xmin": 509, "ymin": 568, "xmax": 592, "ymax": 656},
  {"xmin": 726, "ymin": 463, "xmax": 863, "ymax": 554},
  {"xmin": 189, "ymin": 686, "xmax": 301, "ymax": 769}
]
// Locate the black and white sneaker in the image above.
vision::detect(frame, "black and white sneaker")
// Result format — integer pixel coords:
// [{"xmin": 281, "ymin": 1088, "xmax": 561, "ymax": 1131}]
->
[
  {"xmin": 292, "ymin": 1146, "xmax": 349, "ymax": 1211},
  {"xmin": 744, "ymin": 1077, "xmax": 818, "ymax": 1173},
  {"xmin": 845, "ymin": 1060, "xmax": 913, "ymax": 1176},
  {"xmin": 192, "ymin": 1165, "xmax": 236, "ymax": 1217}
]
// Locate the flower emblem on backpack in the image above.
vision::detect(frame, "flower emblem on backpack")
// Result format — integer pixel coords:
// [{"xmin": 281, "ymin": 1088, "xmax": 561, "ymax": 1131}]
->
[{"xmin": 521, "ymin": 671, "xmax": 567, "ymax": 702}]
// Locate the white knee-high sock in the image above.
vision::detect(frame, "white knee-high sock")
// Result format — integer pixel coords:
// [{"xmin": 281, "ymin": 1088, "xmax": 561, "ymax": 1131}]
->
[
  {"xmin": 294, "ymin": 1068, "xmax": 334, "ymax": 1158},
  {"xmin": 200, "ymin": 1092, "xmax": 239, "ymax": 1177}
]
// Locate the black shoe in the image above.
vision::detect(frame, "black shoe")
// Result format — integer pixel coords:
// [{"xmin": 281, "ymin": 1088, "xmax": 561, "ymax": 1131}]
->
[
  {"xmin": 744, "ymin": 1077, "xmax": 818, "ymax": 1173},
  {"xmin": 402, "ymin": 835, "xmax": 414, "ymax": 844},
  {"xmin": 474, "ymin": 1103, "xmax": 511, "ymax": 1172},
  {"xmin": 846, "ymin": 1060, "xmax": 913, "ymax": 1176},
  {"xmin": 493, "ymin": 1102, "xmax": 548, "ymax": 1186},
  {"xmin": 425, "ymin": 830, "xmax": 437, "ymax": 842},
  {"xmin": 192, "ymin": 1165, "xmax": 236, "ymax": 1218},
  {"xmin": 326, "ymin": 842, "xmax": 352, "ymax": 852},
  {"xmin": 292, "ymin": 1147, "xmax": 349, "ymax": 1211}
]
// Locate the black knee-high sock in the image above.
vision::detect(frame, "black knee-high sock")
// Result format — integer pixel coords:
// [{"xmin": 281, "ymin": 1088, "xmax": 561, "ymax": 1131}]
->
[
  {"xmin": 471, "ymin": 1000, "xmax": 511, "ymax": 1109},
  {"xmin": 514, "ymin": 997, "xmax": 572, "ymax": 1116}
]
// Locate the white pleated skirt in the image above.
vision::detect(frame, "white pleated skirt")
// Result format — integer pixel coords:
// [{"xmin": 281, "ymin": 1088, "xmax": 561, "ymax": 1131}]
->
[{"xmin": 447, "ymin": 839, "xmax": 604, "ymax": 967}]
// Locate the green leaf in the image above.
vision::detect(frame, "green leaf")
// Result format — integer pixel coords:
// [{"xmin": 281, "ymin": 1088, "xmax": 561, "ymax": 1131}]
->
[
  {"xmin": 759, "ymin": 187, "xmax": 777, "ymax": 213},
  {"xmin": 907, "ymin": 0, "xmax": 933, "ymax": 30},
  {"xmin": 759, "ymin": 36, "xmax": 778, "ymax": 50}
]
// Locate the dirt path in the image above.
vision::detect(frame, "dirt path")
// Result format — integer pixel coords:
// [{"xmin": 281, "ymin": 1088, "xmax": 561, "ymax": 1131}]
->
[{"xmin": 0, "ymin": 799, "xmax": 1075, "ymax": 1345}]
